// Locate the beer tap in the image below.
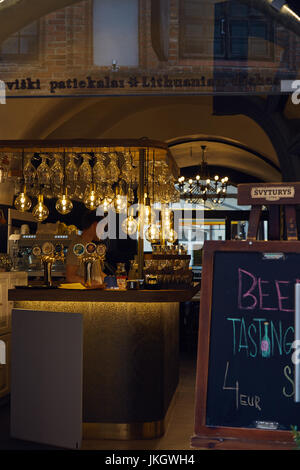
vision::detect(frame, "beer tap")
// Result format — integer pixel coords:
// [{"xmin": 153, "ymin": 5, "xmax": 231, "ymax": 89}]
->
[
  {"xmin": 33, "ymin": 242, "xmax": 64, "ymax": 287},
  {"xmin": 73, "ymin": 242, "xmax": 107, "ymax": 288}
]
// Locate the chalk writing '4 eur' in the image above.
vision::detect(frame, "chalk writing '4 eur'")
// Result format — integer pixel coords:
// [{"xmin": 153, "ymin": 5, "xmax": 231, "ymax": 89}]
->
[{"xmin": 223, "ymin": 362, "xmax": 261, "ymax": 411}]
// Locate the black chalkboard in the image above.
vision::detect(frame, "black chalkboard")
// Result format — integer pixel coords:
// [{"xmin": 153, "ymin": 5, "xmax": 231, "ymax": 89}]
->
[
  {"xmin": 207, "ymin": 250, "xmax": 300, "ymax": 430},
  {"xmin": 193, "ymin": 241, "xmax": 300, "ymax": 449}
]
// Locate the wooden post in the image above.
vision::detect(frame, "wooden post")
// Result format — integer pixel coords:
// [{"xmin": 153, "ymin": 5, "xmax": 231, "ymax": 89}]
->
[{"xmin": 268, "ymin": 205, "xmax": 280, "ymax": 241}]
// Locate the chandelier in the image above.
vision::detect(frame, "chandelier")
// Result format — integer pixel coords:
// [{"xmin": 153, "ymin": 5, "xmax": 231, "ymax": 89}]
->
[{"xmin": 177, "ymin": 145, "xmax": 229, "ymax": 207}]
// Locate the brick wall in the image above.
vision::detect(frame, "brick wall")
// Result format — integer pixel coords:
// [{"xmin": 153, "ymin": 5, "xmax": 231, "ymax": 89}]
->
[{"xmin": 0, "ymin": 0, "xmax": 299, "ymax": 96}]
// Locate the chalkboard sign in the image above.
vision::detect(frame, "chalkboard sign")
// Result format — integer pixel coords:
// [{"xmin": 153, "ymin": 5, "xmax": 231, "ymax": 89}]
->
[{"xmin": 192, "ymin": 240, "xmax": 300, "ymax": 450}]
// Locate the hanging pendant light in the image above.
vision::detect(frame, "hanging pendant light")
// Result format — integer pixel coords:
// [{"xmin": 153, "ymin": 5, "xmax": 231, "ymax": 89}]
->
[
  {"xmin": 56, "ymin": 189, "xmax": 73, "ymax": 215},
  {"xmin": 84, "ymin": 182, "xmax": 100, "ymax": 210},
  {"xmin": 143, "ymin": 195, "xmax": 152, "ymax": 225},
  {"xmin": 56, "ymin": 150, "xmax": 73, "ymax": 215},
  {"xmin": 114, "ymin": 181, "xmax": 127, "ymax": 214},
  {"xmin": 145, "ymin": 223, "xmax": 161, "ymax": 244},
  {"xmin": 164, "ymin": 228, "xmax": 178, "ymax": 244},
  {"xmin": 14, "ymin": 189, "xmax": 32, "ymax": 212},
  {"xmin": 122, "ymin": 206, "xmax": 138, "ymax": 236},
  {"xmin": 84, "ymin": 154, "xmax": 101, "ymax": 211},
  {"xmin": 14, "ymin": 150, "xmax": 32, "ymax": 212},
  {"xmin": 161, "ymin": 205, "xmax": 176, "ymax": 243},
  {"xmin": 32, "ymin": 193, "xmax": 49, "ymax": 222}
]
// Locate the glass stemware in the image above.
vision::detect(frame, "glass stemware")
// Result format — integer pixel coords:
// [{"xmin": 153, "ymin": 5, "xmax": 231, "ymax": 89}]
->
[
  {"xmin": 23, "ymin": 153, "xmax": 36, "ymax": 188},
  {"xmin": 121, "ymin": 150, "xmax": 135, "ymax": 183},
  {"xmin": 37, "ymin": 154, "xmax": 51, "ymax": 187},
  {"xmin": 65, "ymin": 153, "xmax": 78, "ymax": 197},
  {"xmin": 106, "ymin": 151, "xmax": 120, "ymax": 184},
  {"xmin": 93, "ymin": 153, "xmax": 106, "ymax": 184},
  {"xmin": 78, "ymin": 154, "xmax": 92, "ymax": 183},
  {"xmin": 50, "ymin": 153, "xmax": 64, "ymax": 196},
  {"xmin": 0, "ymin": 153, "xmax": 9, "ymax": 183},
  {"xmin": 76, "ymin": 153, "xmax": 92, "ymax": 200}
]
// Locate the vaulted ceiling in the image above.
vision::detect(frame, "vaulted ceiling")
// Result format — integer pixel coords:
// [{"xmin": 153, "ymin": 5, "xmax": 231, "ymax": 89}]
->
[{"xmin": 0, "ymin": 95, "xmax": 282, "ymax": 182}]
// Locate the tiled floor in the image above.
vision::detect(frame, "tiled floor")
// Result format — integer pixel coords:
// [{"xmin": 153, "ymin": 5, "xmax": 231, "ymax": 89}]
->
[{"xmin": 0, "ymin": 353, "xmax": 198, "ymax": 451}]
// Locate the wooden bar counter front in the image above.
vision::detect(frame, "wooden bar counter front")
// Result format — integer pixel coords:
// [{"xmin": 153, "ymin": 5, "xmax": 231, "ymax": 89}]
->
[{"xmin": 8, "ymin": 285, "xmax": 199, "ymax": 440}]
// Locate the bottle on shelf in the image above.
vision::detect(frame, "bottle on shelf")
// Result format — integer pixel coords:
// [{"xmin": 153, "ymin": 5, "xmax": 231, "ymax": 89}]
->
[
  {"xmin": 115, "ymin": 262, "xmax": 127, "ymax": 290},
  {"xmin": 128, "ymin": 258, "xmax": 138, "ymax": 280}
]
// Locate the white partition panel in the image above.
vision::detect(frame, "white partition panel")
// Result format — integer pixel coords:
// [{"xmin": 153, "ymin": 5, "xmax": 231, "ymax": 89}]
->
[{"xmin": 10, "ymin": 309, "xmax": 83, "ymax": 449}]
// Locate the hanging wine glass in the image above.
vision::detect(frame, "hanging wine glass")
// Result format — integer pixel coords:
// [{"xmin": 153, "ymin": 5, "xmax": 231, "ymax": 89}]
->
[
  {"xmin": 106, "ymin": 151, "xmax": 120, "ymax": 184},
  {"xmin": 37, "ymin": 153, "xmax": 52, "ymax": 199},
  {"xmin": 0, "ymin": 153, "xmax": 9, "ymax": 183},
  {"xmin": 65, "ymin": 153, "xmax": 78, "ymax": 198},
  {"xmin": 76, "ymin": 153, "xmax": 92, "ymax": 200},
  {"xmin": 157, "ymin": 161, "xmax": 169, "ymax": 185},
  {"xmin": 50, "ymin": 153, "xmax": 64, "ymax": 196},
  {"xmin": 23, "ymin": 153, "xmax": 36, "ymax": 190},
  {"xmin": 93, "ymin": 153, "xmax": 106, "ymax": 184},
  {"xmin": 78, "ymin": 153, "xmax": 92, "ymax": 183},
  {"xmin": 37, "ymin": 154, "xmax": 51, "ymax": 186},
  {"xmin": 120, "ymin": 150, "xmax": 135, "ymax": 184}
]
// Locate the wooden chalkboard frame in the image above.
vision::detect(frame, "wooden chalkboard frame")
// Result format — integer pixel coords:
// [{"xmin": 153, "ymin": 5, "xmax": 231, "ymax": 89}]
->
[{"xmin": 192, "ymin": 239, "xmax": 300, "ymax": 450}]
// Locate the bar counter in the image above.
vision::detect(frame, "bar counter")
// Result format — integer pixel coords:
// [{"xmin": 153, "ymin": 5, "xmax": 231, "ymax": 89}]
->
[{"xmin": 8, "ymin": 284, "xmax": 200, "ymax": 440}]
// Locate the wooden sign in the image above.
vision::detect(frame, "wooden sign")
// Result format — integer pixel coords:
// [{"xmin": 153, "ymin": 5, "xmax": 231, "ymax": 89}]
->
[
  {"xmin": 238, "ymin": 182, "xmax": 300, "ymax": 206},
  {"xmin": 192, "ymin": 240, "xmax": 300, "ymax": 450}
]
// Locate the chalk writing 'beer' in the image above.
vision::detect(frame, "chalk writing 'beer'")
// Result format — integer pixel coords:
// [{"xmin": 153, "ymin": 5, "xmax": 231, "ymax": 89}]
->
[{"xmin": 238, "ymin": 268, "xmax": 296, "ymax": 312}]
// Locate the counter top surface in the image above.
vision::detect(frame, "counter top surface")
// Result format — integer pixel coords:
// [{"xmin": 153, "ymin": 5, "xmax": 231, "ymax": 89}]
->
[{"xmin": 8, "ymin": 283, "xmax": 200, "ymax": 303}]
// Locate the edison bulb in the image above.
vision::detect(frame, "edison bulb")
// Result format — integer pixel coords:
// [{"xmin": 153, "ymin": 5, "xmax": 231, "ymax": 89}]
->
[
  {"xmin": 84, "ymin": 185, "xmax": 100, "ymax": 211},
  {"xmin": 144, "ymin": 205, "xmax": 151, "ymax": 224},
  {"xmin": 114, "ymin": 194, "xmax": 127, "ymax": 214},
  {"xmin": 102, "ymin": 197, "xmax": 111, "ymax": 213},
  {"xmin": 56, "ymin": 192, "xmax": 73, "ymax": 215},
  {"xmin": 145, "ymin": 224, "xmax": 161, "ymax": 244},
  {"xmin": 32, "ymin": 194, "xmax": 49, "ymax": 222},
  {"xmin": 165, "ymin": 228, "xmax": 178, "ymax": 244},
  {"xmin": 122, "ymin": 216, "xmax": 138, "ymax": 236},
  {"xmin": 14, "ymin": 189, "xmax": 32, "ymax": 212}
]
